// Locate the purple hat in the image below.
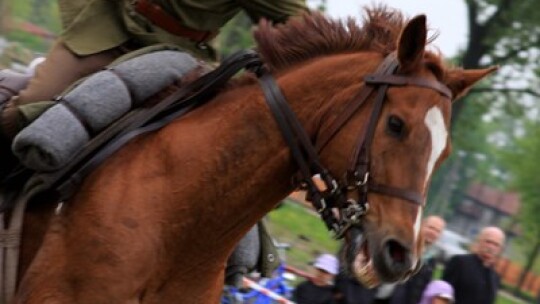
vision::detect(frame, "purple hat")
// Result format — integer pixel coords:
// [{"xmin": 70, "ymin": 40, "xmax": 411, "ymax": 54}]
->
[
  {"xmin": 313, "ymin": 254, "xmax": 339, "ymax": 275},
  {"xmin": 418, "ymin": 280, "xmax": 454, "ymax": 304}
]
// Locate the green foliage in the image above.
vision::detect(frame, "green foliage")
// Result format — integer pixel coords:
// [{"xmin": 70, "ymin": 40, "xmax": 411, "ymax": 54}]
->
[
  {"xmin": 2, "ymin": 0, "xmax": 59, "ymax": 52},
  {"xmin": 430, "ymin": 0, "xmax": 540, "ymax": 222},
  {"xmin": 499, "ymin": 120, "xmax": 540, "ymax": 239},
  {"xmin": 496, "ymin": 119, "xmax": 540, "ymax": 285},
  {"xmin": 9, "ymin": 0, "xmax": 60, "ymax": 32},
  {"xmin": 216, "ymin": 11, "xmax": 255, "ymax": 60},
  {"xmin": 5, "ymin": 30, "xmax": 50, "ymax": 53}
]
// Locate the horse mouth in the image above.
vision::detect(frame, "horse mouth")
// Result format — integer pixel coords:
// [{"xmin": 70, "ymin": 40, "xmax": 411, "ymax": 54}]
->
[{"xmin": 347, "ymin": 227, "xmax": 380, "ymax": 288}]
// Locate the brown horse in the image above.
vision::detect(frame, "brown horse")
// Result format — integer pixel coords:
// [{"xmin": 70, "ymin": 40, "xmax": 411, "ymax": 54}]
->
[{"xmin": 13, "ymin": 7, "xmax": 495, "ymax": 304}]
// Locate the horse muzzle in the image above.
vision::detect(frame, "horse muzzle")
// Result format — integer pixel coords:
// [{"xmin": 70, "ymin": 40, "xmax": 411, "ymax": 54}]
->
[{"xmin": 344, "ymin": 226, "xmax": 419, "ymax": 287}]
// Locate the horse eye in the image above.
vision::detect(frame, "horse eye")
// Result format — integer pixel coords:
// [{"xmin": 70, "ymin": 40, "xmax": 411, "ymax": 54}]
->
[{"xmin": 386, "ymin": 115, "xmax": 405, "ymax": 137}]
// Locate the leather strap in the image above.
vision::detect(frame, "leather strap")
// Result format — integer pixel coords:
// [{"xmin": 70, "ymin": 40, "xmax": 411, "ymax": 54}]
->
[
  {"xmin": 369, "ymin": 182, "xmax": 424, "ymax": 206},
  {"xmin": 315, "ymin": 53, "xmax": 399, "ymax": 152},
  {"xmin": 364, "ymin": 74, "xmax": 452, "ymax": 99},
  {"xmin": 258, "ymin": 72, "xmax": 343, "ymax": 232},
  {"xmin": 134, "ymin": 0, "xmax": 218, "ymax": 43}
]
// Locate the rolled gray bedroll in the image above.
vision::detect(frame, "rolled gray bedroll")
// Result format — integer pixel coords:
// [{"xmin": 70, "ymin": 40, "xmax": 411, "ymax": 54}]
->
[
  {"xmin": 225, "ymin": 224, "xmax": 261, "ymax": 286},
  {"xmin": 12, "ymin": 50, "xmax": 199, "ymax": 172}
]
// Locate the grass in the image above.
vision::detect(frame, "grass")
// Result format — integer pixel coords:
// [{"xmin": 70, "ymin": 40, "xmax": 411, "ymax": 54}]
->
[
  {"xmin": 496, "ymin": 293, "xmax": 526, "ymax": 304},
  {"xmin": 265, "ymin": 199, "xmax": 339, "ymax": 271}
]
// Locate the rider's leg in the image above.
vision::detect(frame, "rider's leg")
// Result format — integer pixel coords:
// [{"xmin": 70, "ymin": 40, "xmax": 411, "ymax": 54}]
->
[
  {"xmin": 0, "ymin": 41, "xmax": 124, "ymax": 140},
  {"xmin": 0, "ymin": 41, "xmax": 123, "ymax": 174}
]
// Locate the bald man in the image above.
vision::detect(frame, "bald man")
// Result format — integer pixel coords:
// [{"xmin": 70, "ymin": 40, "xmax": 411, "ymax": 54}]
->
[
  {"xmin": 442, "ymin": 226, "xmax": 505, "ymax": 304},
  {"xmin": 421, "ymin": 216, "xmax": 447, "ymax": 252}
]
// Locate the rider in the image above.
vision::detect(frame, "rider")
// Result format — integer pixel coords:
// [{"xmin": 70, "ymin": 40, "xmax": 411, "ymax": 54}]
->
[
  {"xmin": 0, "ymin": 0, "xmax": 308, "ymax": 285},
  {"xmin": 0, "ymin": 0, "xmax": 308, "ymax": 170}
]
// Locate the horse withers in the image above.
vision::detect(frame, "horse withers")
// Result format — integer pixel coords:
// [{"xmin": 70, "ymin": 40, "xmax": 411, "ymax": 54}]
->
[{"xmin": 12, "ymin": 7, "xmax": 496, "ymax": 304}]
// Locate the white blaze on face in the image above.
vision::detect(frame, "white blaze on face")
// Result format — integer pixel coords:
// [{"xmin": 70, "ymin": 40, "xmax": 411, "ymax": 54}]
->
[
  {"xmin": 413, "ymin": 206, "xmax": 423, "ymax": 242},
  {"xmin": 424, "ymin": 107, "xmax": 448, "ymax": 188},
  {"xmin": 412, "ymin": 107, "xmax": 447, "ymax": 243}
]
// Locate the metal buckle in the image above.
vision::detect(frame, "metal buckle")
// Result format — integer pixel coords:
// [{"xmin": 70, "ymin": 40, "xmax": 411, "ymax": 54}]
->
[
  {"xmin": 355, "ymin": 172, "xmax": 370, "ymax": 186},
  {"xmin": 331, "ymin": 199, "xmax": 370, "ymax": 239},
  {"xmin": 332, "ymin": 222, "xmax": 351, "ymax": 239},
  {"xmin": 316, "ymin": 198, "xmax": 327, "ymax": 213},
  {"xmin": 344, "ymin": 200, "xmax": 369, "ymax": 224}
]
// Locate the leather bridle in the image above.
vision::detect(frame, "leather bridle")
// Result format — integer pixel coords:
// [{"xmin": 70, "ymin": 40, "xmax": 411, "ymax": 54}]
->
[{"xmin": 257, "ymin": 52, "xmax": 452, "ymax": 238}]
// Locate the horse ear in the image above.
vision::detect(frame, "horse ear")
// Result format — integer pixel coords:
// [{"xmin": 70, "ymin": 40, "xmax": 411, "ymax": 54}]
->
[
  {"xmin": 397, "ymin": 15, "xmax": 427, "ymax": 73},
  {"xmin": 445, "ymin": 66, "xmax": 498, "ymax": 100}
]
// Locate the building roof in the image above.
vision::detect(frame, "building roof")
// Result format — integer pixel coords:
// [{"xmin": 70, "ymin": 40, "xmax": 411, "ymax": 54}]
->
[{"xmin": 466, "ymin": 183, "xmax": 520, "ymax": 215}]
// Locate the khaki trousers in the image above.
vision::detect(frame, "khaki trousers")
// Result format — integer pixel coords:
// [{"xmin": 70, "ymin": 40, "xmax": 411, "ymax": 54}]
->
[{"xmin": 1, "ymin": 41, "xmax": 124, "ymax": 139}]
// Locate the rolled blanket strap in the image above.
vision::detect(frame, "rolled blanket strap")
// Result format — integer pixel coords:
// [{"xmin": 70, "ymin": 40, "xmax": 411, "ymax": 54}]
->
[
  {"xmin": 225, "ymin": 225, "xmax": 261, "ymax": 287},
  {"xmin": 13, "ymin": 50, "xmax": 200, "ymax": 171}
]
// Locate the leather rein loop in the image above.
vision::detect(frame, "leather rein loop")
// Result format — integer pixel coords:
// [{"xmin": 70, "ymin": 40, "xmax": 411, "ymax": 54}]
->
[{"xmin": 257, "ymin": 52, "xmax": 452, "ymax": 238}]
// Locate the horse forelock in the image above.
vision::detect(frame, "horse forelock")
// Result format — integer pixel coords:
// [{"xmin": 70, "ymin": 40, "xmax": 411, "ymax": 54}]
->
[{"xmin": 254, "ymin": 5, "xmax": 444, "ymax": 74}]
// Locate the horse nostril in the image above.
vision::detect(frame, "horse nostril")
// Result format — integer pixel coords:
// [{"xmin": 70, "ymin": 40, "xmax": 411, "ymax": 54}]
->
[
  {"xmin": 380, "ymin": 238, "xmax": 412, "ymax": 279},
  {"xmin": 387, "ymin": 239, "xmax": 407, "ymax": 263},
  {"xmin": 372, "ymin": 237, "xmax": 415, "ymax": 282}
]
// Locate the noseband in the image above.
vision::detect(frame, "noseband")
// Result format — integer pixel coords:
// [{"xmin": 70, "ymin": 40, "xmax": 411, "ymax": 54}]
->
[{"xmin": 257, "ymin": 52, "xmax": 452, "ymax": 238}]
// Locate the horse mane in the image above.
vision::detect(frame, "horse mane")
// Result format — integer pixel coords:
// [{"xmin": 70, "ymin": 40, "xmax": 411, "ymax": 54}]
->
[{"xmin": 253, "ymin": 6, "xmax": 445, "ymax": 79}]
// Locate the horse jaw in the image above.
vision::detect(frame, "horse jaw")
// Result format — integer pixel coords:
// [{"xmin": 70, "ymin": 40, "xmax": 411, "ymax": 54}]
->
[{"xmin": 344, "ymin": 227, "xmax": 380, "ymax": 288}]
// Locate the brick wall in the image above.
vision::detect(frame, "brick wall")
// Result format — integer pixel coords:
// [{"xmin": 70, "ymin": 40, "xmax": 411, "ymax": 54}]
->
[{"xmin": 495, "ymin": 258, "xmax": 540, "ymax": 295}]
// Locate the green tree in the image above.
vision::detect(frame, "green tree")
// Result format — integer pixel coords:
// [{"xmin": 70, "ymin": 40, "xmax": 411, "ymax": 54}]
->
[
  {"xmin": 499, "ymin": 119, "xmax": 540, "ymax": 294},
  {"xmin": 453, "ymin": 0, "xmax": 540, "ymax": 125},
  {"xmin": 429, "ymin": 0, "xmax": 540, "ymax": 219},
  {"xmin": 216, "ymin": 12, "xmax": 254, "ymax": 60}
]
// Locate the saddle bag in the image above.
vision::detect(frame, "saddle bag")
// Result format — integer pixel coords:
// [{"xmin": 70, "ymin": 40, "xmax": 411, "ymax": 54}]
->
[{"xmin": 12, "ymin": 47, "xmax": 200, "ymax": 171}]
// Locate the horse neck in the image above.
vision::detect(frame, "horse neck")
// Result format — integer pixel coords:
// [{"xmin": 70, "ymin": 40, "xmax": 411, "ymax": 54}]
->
[{"xmin": 172, "ymin": 52, "xmax": 380, "ymax": 223}]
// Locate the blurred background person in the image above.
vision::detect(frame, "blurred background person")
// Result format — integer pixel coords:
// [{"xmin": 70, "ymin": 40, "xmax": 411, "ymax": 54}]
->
[
  {"xmin": 442, "ymin": 226, "xmax": 505, "ymax": 304},
  {"xmin": 418, "ymin": 280, "xmax": 454, "ymax": 304},
  {"xmin": 293, "ymin": 253, "xmax": 339, "ymax": 304}
]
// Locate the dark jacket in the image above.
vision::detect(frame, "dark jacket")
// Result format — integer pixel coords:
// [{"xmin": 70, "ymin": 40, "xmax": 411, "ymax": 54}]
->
[
  {"xmin": 442, "ymin": 253, "xmax": 500, "ymax": 304},
  {"xmin": 333, "ymin": 258, "xmax": 436, "ymax": 304},
  {"xmin": 293, "ymin": 280, "xmax": 337, "ymax": 304},
  {"xmin": 334, "ymin": 273, "xmax": 376, "ymax": 304},
  {"xmin": 389, "ymin": 258, "xmax": 437, "ymax": 304}
]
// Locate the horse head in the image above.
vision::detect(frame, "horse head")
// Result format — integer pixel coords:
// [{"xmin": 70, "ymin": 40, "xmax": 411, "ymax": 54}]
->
[{"xmin": 255, "ymin": 11, "xmax": 496, "ymax": 286}]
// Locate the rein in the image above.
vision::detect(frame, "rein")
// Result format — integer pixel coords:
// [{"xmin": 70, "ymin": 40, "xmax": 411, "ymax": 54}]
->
[{"xmin": 258, "ymin": 52, "xmax": 452, "ymax": 238}]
